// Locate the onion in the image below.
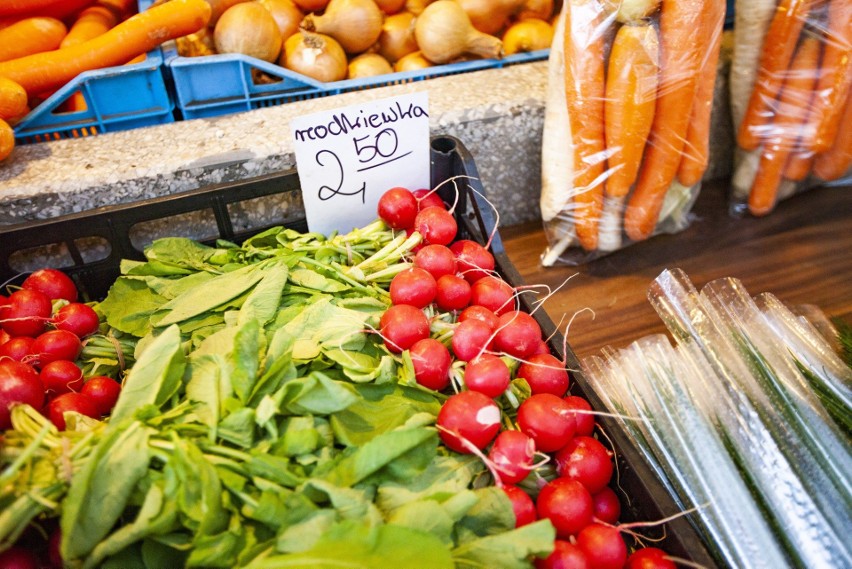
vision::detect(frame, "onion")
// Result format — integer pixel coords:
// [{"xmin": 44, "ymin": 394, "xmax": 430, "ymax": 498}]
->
[
  {"xmin": 394, "ymin": 50, "xmax": 433, "ymax": 71},
  {"xmin": 292, "ymin": 0, "xmax": 330, "ymax": 10},
  {"xmin": 281, "ymin": 31, "xmax": 348, "ymax": 82},
  {"xmin": 374, "ymin": 0, "xmax": 406, "ymax": 14},
  {"xmin": 517, "ymin": 0, "xmax": 554, "ymax": 21},
  {"xmin": 206, "ymin": 0, "xmax": 252, "ymax": 25},
  {"xmin": 404, "ymin": 0, "xmax": 433, "ymax": 15},
  {"xmin": 502, "ymin": 17, "xmax": 553, "ymax": 54},
  {"xmin": 415, "ymin": 0, "xmax": 502, "ymax": 64},
  {"xmin": 256, "ymin": 0, "xmax": 303, "ymax": 41},
  {"xmin": 215, "ymin": 3, "xmax": 282, "ymax": 62},
  {"xmin": 378, "ymin": 11, "xmax": 418, "ymax": 63},
  {"xmin": 301, "ymin": 0, "xmax": 384, "ymax": 54},
  {"xmin": 457, "ymin": 0, "xmax": 525, "ymax": 35},
  {"xmin": 348, "ymin": 52, "xmax": 394, "ymax": 77}
]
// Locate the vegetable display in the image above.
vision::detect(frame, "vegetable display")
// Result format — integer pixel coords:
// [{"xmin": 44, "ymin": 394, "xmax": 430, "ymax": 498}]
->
[{"xmin": 540, "ymin": 0, "xmax": 725, "ymax": 264}]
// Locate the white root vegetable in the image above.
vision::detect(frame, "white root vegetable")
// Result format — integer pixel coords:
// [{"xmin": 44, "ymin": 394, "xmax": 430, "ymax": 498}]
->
[
  {"xmin": 602, "ymin": 0, "xmax": 661, "ymax": 23},
  {"xmin": 730, "ymin": 0, "xmax": 776, "ymax": 131}
]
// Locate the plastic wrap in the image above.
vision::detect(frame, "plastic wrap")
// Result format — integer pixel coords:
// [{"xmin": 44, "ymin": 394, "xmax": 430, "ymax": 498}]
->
[
  {"xmin": 731, "ymin": 0, "xmax": 852, "ymax": 216},
  {"xmin": 540, "ymin": 0, "xmax": 725, "ymax": 265}
]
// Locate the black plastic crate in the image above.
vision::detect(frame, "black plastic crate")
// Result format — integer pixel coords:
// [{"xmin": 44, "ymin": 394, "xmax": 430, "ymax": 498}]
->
[{"xmin": 0, "ymin": 135, "xmax": 717, "ymax": 567}]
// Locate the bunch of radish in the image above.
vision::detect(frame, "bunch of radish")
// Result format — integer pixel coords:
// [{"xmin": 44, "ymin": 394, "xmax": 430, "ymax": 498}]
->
[
  {"xmin": 376, "ymin": 186, "xmax": 678, "ymax": 568},
  {"xmin": 0, "ymin": 269, "xmax": 121, "ymax": 432}
]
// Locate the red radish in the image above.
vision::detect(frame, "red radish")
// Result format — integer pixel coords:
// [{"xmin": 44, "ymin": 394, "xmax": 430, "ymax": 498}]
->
[
  {"xmin": 470, "ymin": 276, "xmax": 515, "ymax": 315},
  {"xmin": 435, "ymin": 274, "xmax": 471, "ymax": 312},
  {"xmin": 488, "ymin": 429, "xmax": 536, "ymax": 485},
  {"xmin": 30, "ymin": 330, "xmax": 83, "ymax": 366},
  {"xmin": 379, "ymin": 304, "xmax": 430, "ymax": 353},
  {"xmin": 378, "ymin": 187, "xmax": 418, "ymax": 229},
  {"xmin": 536, "ymin": 477, "xmax": 594, "ymax": 538},
  {"xmin": 531, "ymin": 339, "xmax": 551, "ymax": 356},
  {"xmin": 464, "ymin": 354, "xmax": 510, "ymax": 398},
  {"xmin": 48, "ymin": 528, "xmax": 63, "ymax": 568},
  {"xmin": 458, "ymin": 305, "xmax": 499, "ymax": 331},
  {"xmin": 81, "ymin": 376, "xmax": 122, "ymax": 415},
  {"xmin": 554, "ymin": 436, "xmax": 614, "ymax": 494},
  {"xmin": 517, "ymin": 353, "xmax": 570, "ymax": 397},
  {"xmin": 414, "ymin": 206, "xmax": 457, "ymax": 246},
  {"xmin": 47, "ymin": 392, "xmax": 99, "ymax": 430},
  {"xmin": 493, "ymin": 311, "xmax": 542, "ymax": 360},
  {"xmin": 1, "ymin": 289, "xmax": 52, "ymax": 337},
  {"xmin": 414, "ymin": 244, "xmax": 457, "ymax": 279},
  {"xmin": 576, "ymin": 523, "xmax": 627, "ymax": 569},
  {"xmin": 390, "ymin": 267, "xmax": 437, "ymax": 308},
  {"xmin": 451, "ymin": 318, "xmax": 493, "ymax": 361},
  {"xmin": 22, "ymin": 268, "xmax": 78, "ymax": 302},
  {"xmin": 534, "ymin": 540, "xmax": 589, "ymax": 569},
  {"xmin": 591, "ymin": 486, "xmax": 621, "ymax": 525},
  {"xmin": 0, "ymin": 546, "xmax": 39, "ymax": 569},
  {"xmin": 450, "ymin": 240, "xmax": 495, "ymax": 283},
  {"xmin": 40, "ymin": 360, "xmax": 84, "ymax": 396},
  {"xmin": 0, "ymin": 336, "xmax": 35, "ymax": 362},
  {"xmin": 564, "ymin": 395, "xmax": 595, "ymax": 437},
  {"xmin": 413, "ymin": 188, "xmax": 446, "ymax": 210},
  {"xmin": 409, "ymin": 338, "xmax": 451, "ymax": 391},
  {"xmin": 436, "ymin": 390, "xmax": 501, "ymax": 453},
  {"xmin": 626, "ymin": 547, "xmax": 676, "ymax": 569},
  {"xmin": 503, "ymin": 484, "xmax": 537, "ymax": 527},
  {"xmin": 0, "ymin": 360, "xmax": 44, "ymax": 430},
  {"xmin": 52, "ymin": 302, "xmax": 99, "ymax": 338},
  {"xmin": 517, "ymin": 393, "xmax": 576, "ymax": 453}
]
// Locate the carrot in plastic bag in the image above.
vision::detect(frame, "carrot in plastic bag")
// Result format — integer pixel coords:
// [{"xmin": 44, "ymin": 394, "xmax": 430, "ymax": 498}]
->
[
  {"xmin": 813, "ymin": 92, "xmax": 852, "ymax": 181},
  {"xmin": 0, "ymin": 17, "xmax": 66, "ymax": 63},
  {"xmin": 749, "ymin": 36, "xmax": 821, "ymax": 216},
  {"xmin": 810, "ymin": 0, "xmax": 852, "ymax": 153},
  {"xmin": 623, "ymin": 0, "xmax": 712, "ymax": 242}
]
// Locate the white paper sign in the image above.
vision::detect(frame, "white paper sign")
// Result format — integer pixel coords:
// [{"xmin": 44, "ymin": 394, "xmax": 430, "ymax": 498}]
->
[{"xmin": 290, "ymin": 92, "xmax": 430, "ymax": 236}]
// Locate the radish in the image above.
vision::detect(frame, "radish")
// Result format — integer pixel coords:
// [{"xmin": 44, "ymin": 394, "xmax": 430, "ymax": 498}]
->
[
  {"xmin": 450, "ymin": 239, "xmax": 495, "ymax": 283},
  {"xmin": 470, "ymin": 276, "xmax": 515, "ymax": 315},
  {"xmin": 564, "ymin": 395, "xmax": 595, "ymax": 437},
  {"xmin": 377, "ymin": 187, "xmax": 418, "ymax": 229},
  {"xmin": 517, "ymin": 393, "xmax": 576, "ymax": 452},
  {"xmin": 81, "ymin": 376, "xmax": 122, "ymax": 416},
  {"xmin": 39, "ymin": 360, "xmax": 84, "ymax": 396},
  {"xmin": 1, "ymin": 289, "xmax": 52, "ymax": 337},
  {"xmin": 48, "ymin": 528, "xmax": 63, "ymax": 569},
  {"xmin": 625, "ymin": 547, "xmax": 677, "ymax": 569},
  {"xmin": 534, "ymin": 540, "xmax": 590, "ymax": 569},
  {"xmin": 414, "ymin": 206, "xmax": 457, "ymax": 246},
  {"xmin": 0, "ymin": 336, "xmax": 36, "ymax": 362},
  {"xmin": 576, "ymin": 523, "xmax": 627, "ymax": 569},
  {"xmin": 52, "ymin": 303, "xmax": 99, "ymax": 338},
  {"xmin": 458, "ymin": 305, "xmax": 499, "ymax": 330},
  {"xmin": 0, "ymin": 546, "xmax": 39, "ymax": 569},
  {"xmin": 503, "ymin": 484, "xmax": 537, "ymax": 527},
  {"xmin": 435, "ymin": 274, "xmax": 471, "ymax": 312},
  {"xmin": 531, "ymin": 339, "xmax": 551, "ymax": 356},
  {"xmin": 30, "ymin": 330, "xmax": 83, "ymax": 366},
  {"xmin": 409, "ymin": 338, "xmax": 451, "ymax": 391},
  {"xmin": 554, "ymin": 436, "xmax": 614, "ymax": 494},
  {"xmin": 0, "ymin": 360, "xmax": 44, "ymax": 430},
  {"xmin": 436, "ymin": 390, "xmax": 501, "ymax": 453},
  {"xmin": 536, "ymin": 477, "xmax": 594, "ymax": 538},
  {"xmin": 493, "ymin": 311, "xmax": 543, "ymax": 360},
  {"xmin": 47, "ymin": 392, "xmax": 99, "ymax": 430},
  {"xmin": 464, "ymin": 354, "xmax": 510, "ymax": 398},
  {"xmin": 451, "ymin": 318, "xmax": 493, "ymax": 361},
  {"xmin": 379, "ymin": 304, "xmax": 430, "ymax": 353},
  {"xmin": 389, "ymin": 267, "xmax": 437, "ymax": 308},
  {"xmin": 517, "ymin": 353, "xmax": 570, "ymax": 397},
  {"xmin": 22, "ymin": 268, "xmax": 78, "ymax": 303},
  {"xmin": 413, "ymin": 188, "xmax": 446, "ymax": 210},
  {"xmin": 591, "ymin": 486, "xmax": 621, "ymax": 525},
  {"xmin": 488, "ymin": 429, "xmax": 536, "ymax": 485},
  {"xmin": 413, "ymin": 244, "xmax": 457, "ymax": 279}
]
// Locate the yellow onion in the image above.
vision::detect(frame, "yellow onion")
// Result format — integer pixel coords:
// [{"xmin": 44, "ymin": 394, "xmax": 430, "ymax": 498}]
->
[
  {"xmin": 301, "ymin": 0, "xmax": 383, "ymax": 54},
  {"xmin": 415, "ymin": 0, "xmax": 502, "ymax": 64},
  {"xmin": 404, "ymin": 0, "xmax": 433, "ymax": 15},
  {"xmin": 378, "ymin": 11, "xmax": 418, "ymax": 63},
  {"xmin": 281, "ymin": 31, "xmax": 348, "ymax": 82},
  {"xmin": 502, "ymin": 17, "xmax": 553, "ymax": 54},
  {"xmin": 517, "ymin": 0, "xmax": 554, "ymax": 21},
  {"xmin": 457, "ymin": 0, "xmax": 525, "ymax": 35},
  {"xmin": 292, "ymin": 0, "xmax": 330, "ymax": 10},
  {"xmin": 394, "ymin": 50, "xmax": 433, "ymax": 71},
  {"xmin": 374, "ymin": 0, "xmax": 406, "ymax": 14},
  {"xmin": 256, "ymin": 0, "xmax": 303, "ymax": 41},
  {"xmin": 214, "ymin": 3, "xmax": 282, "ymax": 62},
  {"xmin": 348, "ymin": 52, "xmax": 394, "ymax": 77}
]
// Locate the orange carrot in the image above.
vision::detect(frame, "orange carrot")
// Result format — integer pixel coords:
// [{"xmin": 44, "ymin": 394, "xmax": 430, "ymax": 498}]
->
[
  {"xmin": 0, "ymin": 77, "xmax": 27, "ymax": 120},
  {"xmin": 623, "ymin": 0, "xmax": 713, "ymax": 242},
  {"xmin": 813, "ymin": 92, "xmax": 852, "ymax": 181},
  {"xmin": 0, "ymin": 17, "xmax": 67, "ymax": 63},
  {"xmin": 604, "ymin": 22, "xmax": 659, "ymax": 198},
  {"xmin": 0, "ymin": 118, "xmax": 14, "ymax": 161},
  {"xmin": 0, "ymin": 0, "xmax": 211, "ymax": 95},
  {"xmin": 563, "ymin": 0, "xmax": 608, "ymax": 251},
  {"xmin": 749, "ymin": 36, "xmax": 821, "ymax": 216},
  {"xmin": 783, "ymin": 146, "xmax": 815, "ymax": 181},
  {"xmin": 676, "ymin": 0, "xmax": 726, "ymax": 187},
  {"xmin": 0, "ymin": 0, "xmax": 96, "ymax": 19},
  {"xmin": 737, "ymin": 0, "xmax": 813, "ymax": 151},
  {"xmin": 809, "ymin": 0, "xmax": 852, "ymax": 153},
  {"xmin": 60, "ymin": 6, "xmax": 118, "ymax": 48},
  {"xmin": 97, "ymin": 0, "xmax": 138, "ymax": 19}
]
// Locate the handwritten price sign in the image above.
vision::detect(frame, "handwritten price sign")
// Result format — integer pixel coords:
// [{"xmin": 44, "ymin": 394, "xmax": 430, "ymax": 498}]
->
[{"xmin": 290, "ymin": 92, "xmax": 430, "ymax": 236}]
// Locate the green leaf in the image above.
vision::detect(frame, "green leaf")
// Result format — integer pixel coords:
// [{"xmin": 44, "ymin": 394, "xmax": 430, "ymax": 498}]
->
[
  {"xmin": 452, "ymin": 519, "xmax": 556, "ymax": 569},
  {"xmin": 99, "ymin": 278, "xmax": 168, "ymax": 336},
  {"xmin": 185, "ymin": 516, "xmax": 246, "ymax": 568},
  {"xmin": 185, "ymin": 353, "xmax": 228, "ymax": 430},
  {"xmin": 144, "ymin": 238, "xmax": 218, "ymax": 271},
  {"xmin": 276, "ymin": 372, "xmax": 358, "ymax": 416},
  {"xmin": 385, "ymin": 500, "xmax": 455, "ymax": 546},
  {"xmin": 276, "ymin": 510, "xmax": 337, "ymax": 554},
  {"xmin": 99, "ymin": 543, "xmax": 146, "ymax": 569},
  {"xmin": 239, "ymin": 264, "xmax": 289, "ymax": 326},
  {"xmin": 289, "ymin": 268, "xmax": 349, "ymax": 292},
  {"xmin": 219, "ymin": 407, "xmax": 256, "ymax": 448},
  {"xmin": 245, "ymin": 454, "xmax": 304, "ymax": 488},
  {"xmin": 278, "ymin": 297, "xmax": 370, "ymax": 353},
  {"xmin": 143, "ymin": 272, "xmax": 216, "ymax": 300},
  {"xmin": 454, "ymin": 487, "xmax": 516, "ymax": 544},
  {"xmin": 169, "ymin": 437, "xmax": 227, "ymax": 537},
  {"xmin": 229, "ymin": 319, "xmax": 263, "ymax": 404}
]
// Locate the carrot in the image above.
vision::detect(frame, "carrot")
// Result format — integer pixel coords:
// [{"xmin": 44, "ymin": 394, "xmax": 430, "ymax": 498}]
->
[
  {"xmin": 0, "ymin": 0, "xmax": 96, "ymax": 19},
  {"xmin": 748, "ymin": 36, "xmax": 821, "ymax": 216},
  {"xmin": 737, "ymin": 0, "xmax": 813, "ymax": 151},
  {"xmin": 97, "ymin": 0, "xmax": 138, "ymax": 19},
  {"xmin": 0, "ymin": 118, "xmax": 14, "ymax": 162},
  {"xmin": 813, "ymin": 92, "xmax": 852, "ymax": 181},
  {"xmin": 0, "ymin": 77, "xmax": 27, "ymax": 120},
  {"xmin": 0, "ymin": 0, "xmax": 211, "ymax": 95},
  {"xmin": 676, "ymin": 0, "xmax": 726, "ymax": 187},
  {"xmin": 563, "ymin": 0, "xmax": 608, "ymax": 251},
  {"xmin": 60, "ymin": 6, "xmax": 119, "ymax": 48},
  {"xmin": 809, "ymin": 0, "xmax": 852, "ymax": 153},
  {"xmin": 622, "ymin": 0, "xmax": 711, "ymax": 242},
  {"xmin": 0, "ymin": 17, "xmax": 67, "ymax": 63},
  {"xmin": 783, "ymin": 146, "xmax": 815, "ymax": 181},
  {"xmin": 604, "ymin": 22, "xmax": 659, "ymax": 198}
]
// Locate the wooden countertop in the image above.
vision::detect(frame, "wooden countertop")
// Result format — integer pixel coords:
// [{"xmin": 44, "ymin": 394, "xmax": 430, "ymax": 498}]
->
[{"xmin": 500, "ymin": 180, "xmax": 852, "ymax": 360}]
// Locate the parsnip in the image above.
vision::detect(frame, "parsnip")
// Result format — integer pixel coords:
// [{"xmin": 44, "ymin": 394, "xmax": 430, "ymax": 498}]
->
[{"xmin": 729, "ymin": 0, "xmax": 777, "ymax": 132}]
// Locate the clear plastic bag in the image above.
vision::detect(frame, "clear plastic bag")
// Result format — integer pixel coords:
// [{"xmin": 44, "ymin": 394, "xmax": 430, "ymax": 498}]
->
[
  {"xmin": 730, "ymin": 0, "xmax": 852, "ymax": 217},
  {"xmin": 540, "ymin": 0, "xmax": 725, "ymax": 265}
]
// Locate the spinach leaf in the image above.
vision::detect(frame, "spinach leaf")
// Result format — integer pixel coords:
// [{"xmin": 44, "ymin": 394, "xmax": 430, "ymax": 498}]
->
[
  {"xmin": 275, "ymin": 372, "xmax": 358, "ymax": 416},
  {"xmin": 452, "ymin": 519, "xmax": 556, "ymax": 569},
  {"xmin": 99, "ymin": 278, "xmax": 168, "ymax": 336},
  {"xmin": 238, "ymin": 263, "xmax": 289, "ymax": 327},
  {"xmin": 185, "ymin": 353, "xmax": 228, "ymax": 431}
]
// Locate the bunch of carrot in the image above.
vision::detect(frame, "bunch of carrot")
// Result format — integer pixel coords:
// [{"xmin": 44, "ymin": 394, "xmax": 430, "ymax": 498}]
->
[
  {"xmin": 736, "ymin": 0, "xmax": 851, "ymax": 216},
  {"xmin": 552, "ymin": 0, "xmax": 725, "ymax": 252},
  {"xmin": 0, "ymin": 0, "xmax": 211, "ymax": 162}
]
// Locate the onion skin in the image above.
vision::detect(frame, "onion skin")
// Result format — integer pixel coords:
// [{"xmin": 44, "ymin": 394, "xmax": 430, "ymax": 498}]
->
[
  {"xmin": 518, "ymin": 0, "xmax": 554, "ymax": 20},
  {"xmin": 502, "ymin": 17, "xmax": 553, "ymax": 54},
  {"xmin": 404, "ymin": 0, "xmax": 433, "ymax": 15},
  {"xmin": 415, "ymin": 0, "xmax": 502, "ymax": 64},
  {"xmin": 378, "ymin": 11, "xmax": 418, "ymax": 63},
  {"xmin": 458, "ymin": 0, "xmax": 525, "ymax": 35},
  {"xmin": 256, "ymin": 0, "xmax": 303, "ymax": 41},
  {"xmin": 301, "ymin": 0, "xmax": 383, "ymax": 54},
  {"xmin": 214, "ymin": 2, "xmax": 282, "ymax": 62},
  {"xmin": 394, "ymin": 50, "xmax": 433, "ymax": 71},
  {"xmin": 348, "ymin": 52, "xmax": 393, "ymax": 77},
  {"xmin": 281, "ymin": 31, "xmax": 347, "ymax": 82},
  {"xmin": 292, "ymin": 0, "xmax": 330, "ymax": 10},
  {"xmin": 374, "ymin": 0, "xmax": 406, "ymax": 14}
]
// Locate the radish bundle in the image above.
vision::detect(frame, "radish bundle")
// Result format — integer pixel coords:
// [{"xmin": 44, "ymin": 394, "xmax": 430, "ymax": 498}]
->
[
  {"xmin": 541, "ymin": 0, "xmax": 725, "ymax": 265},
  {"xmin": 731, "ymin": 0, "xmax": 852, "ymax": 217}
]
